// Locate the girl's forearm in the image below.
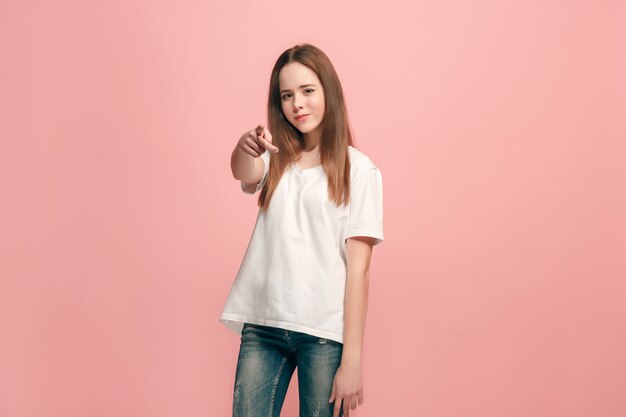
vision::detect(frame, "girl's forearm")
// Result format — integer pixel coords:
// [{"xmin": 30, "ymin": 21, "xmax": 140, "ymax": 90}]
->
[
  {"xmin": 341, "ymin": 237, "xmax": 374, "ymax": 366},
  {"xmin": 341, "ymin": 269, "xmax": 369, "ymax": 366},
  {"xmin": 231, "ymin": 145, "xmax": 263, "ymax": 184}
]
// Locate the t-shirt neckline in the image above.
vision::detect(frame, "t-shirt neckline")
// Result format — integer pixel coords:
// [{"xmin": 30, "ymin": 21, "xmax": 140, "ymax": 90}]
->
[
  {"xmin": 295, "ymin": 163, "xmax": 323, "ymax": 174},
  {"xmin": 293, "ymin": 145, "xmax": 355, "ymax": 173}
]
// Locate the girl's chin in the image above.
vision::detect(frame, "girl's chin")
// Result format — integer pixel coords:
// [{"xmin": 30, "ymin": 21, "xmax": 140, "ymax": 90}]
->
[
  {"xmin": 289, "ymin": 121, "xmax": 321, "ymax": 135},
  {"xmin": 295, "ymin": 125, "xmax": 320, "ymax": 135}
]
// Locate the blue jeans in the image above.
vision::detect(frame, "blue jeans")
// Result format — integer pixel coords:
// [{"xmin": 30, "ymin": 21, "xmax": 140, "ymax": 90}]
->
[{"xmin": 232, "ymin": 323, "xmax": 345, "ymax": 417}]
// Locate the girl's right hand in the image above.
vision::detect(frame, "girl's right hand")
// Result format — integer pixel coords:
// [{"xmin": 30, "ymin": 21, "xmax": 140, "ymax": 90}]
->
[{"xmin": 237, "ymin": 124, "xmax": 279, "ymax": 157}]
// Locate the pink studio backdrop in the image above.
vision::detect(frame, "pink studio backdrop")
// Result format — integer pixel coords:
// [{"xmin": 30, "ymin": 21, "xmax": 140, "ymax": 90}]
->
[{"xmin": 1, "ymin": 1, "xmax": 625, "ymax": 416}]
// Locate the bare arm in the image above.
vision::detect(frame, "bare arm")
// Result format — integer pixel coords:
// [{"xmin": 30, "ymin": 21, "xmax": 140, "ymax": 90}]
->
[
  {"xmin": 231, "ymin": 146, "xmax": 265, "ymax": 184},
  {"xmin": 342, "ymin": 236, "xmax": 374, "ymax": 366},
  {"xmin": 330, "ymin": 236, "xmax": 375, "ymax": 417},
  {"xmin": 232, "ymin": 124, "xmax": 279, "ymax": 188}
]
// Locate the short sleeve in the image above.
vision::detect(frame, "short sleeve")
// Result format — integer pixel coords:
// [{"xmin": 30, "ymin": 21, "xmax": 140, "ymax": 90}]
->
[
  {"xmin": 345, "ymin": 167, "xmax": 384, "ymax": 245},
  {"xmin": 240, "ymin": 150, "xmax": 270, "ymax": 194}
]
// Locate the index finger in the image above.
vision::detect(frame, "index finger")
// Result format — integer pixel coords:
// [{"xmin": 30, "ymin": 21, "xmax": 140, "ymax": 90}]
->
[
  {"xmin": 259, "ymin": 136, "xmax": 279, "ymax": 153},
  {"xmin": 255, "ymin": 124, "xmax": 265, "ymax": 136}
]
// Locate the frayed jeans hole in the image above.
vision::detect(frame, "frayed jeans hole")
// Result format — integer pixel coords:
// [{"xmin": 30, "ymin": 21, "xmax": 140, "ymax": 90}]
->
[{"xmin": 319, "ymin": 338, "xmax": 327, "ymax": 344}]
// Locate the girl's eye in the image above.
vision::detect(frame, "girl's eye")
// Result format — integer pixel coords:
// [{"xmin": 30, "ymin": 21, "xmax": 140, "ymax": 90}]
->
[
  {"xmin": 281, "ymin": 93, "xmax": 292, "ymax": 100},
  {"xmin": 304, "ymin": 89, "xmax": 314, "ymax": 94}
]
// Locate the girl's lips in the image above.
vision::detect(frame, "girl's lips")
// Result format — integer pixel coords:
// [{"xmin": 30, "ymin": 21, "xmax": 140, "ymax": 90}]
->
[{"xmin": 294, "ymin": 114, "xmax": 309, "ymax": 122}]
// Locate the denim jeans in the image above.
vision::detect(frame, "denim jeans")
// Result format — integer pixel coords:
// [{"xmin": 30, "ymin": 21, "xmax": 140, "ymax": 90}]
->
[{"xmin": 232, "ymin": 322, "xmax": 345, "ymax": 417}]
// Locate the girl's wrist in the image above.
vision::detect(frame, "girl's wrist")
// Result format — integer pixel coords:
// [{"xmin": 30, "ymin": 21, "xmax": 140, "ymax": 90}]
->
[{"xmin": 340, "ymin": 354, "xmax": 362, "ymax": 368}]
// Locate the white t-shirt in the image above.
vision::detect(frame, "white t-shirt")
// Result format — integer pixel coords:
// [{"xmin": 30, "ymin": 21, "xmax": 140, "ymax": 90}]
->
[{"xmin": 219, "ymin": 146, "xmax": 383, "ymax": 343}]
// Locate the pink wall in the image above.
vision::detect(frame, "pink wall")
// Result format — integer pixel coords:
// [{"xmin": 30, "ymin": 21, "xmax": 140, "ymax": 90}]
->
[{"xmin": 1, "ymin": 0, "xmax": 625, "ymax": 416}]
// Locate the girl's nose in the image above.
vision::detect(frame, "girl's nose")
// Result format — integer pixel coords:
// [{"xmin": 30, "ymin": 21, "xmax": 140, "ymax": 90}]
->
[{"xmin": 293, "ymin": 94, "xmax": 303, "ymax": 110}]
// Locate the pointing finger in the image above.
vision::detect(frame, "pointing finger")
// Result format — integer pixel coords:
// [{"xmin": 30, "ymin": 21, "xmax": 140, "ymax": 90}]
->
[
  {"xmin": 259, "ymin": 137, "xmax": 279, "ymax": 153},
  {"xmin": 263, "ymin": 127, "xmax": 273, "ymax": 143}
]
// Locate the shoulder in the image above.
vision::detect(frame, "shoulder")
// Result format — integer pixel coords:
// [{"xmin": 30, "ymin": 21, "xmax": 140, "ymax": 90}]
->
[{"xmin": 348, "ymin": 146, "xmax": 379, "ymax": 180}]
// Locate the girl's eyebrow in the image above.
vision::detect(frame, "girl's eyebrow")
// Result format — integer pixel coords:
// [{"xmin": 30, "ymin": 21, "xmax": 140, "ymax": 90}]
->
[{"xmin": 280, "ymin": 84, "xmax": 317, "ymax": 93}]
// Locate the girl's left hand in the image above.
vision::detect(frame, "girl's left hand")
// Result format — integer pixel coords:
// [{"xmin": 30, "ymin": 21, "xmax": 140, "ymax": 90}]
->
[{"xmin": 329, "ymin": 363, "xmax": 364, "ymax": 417}]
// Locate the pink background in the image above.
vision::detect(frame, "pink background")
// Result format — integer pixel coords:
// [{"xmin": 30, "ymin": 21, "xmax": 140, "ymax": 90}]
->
[{"xmin": 1, "ymin": 1, "xmax": 625, "ymax": 416}]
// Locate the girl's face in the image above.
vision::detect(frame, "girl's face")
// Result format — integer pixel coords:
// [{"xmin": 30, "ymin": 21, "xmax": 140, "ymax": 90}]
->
[{"xmin": 278, "ymin": 62, "xmax": 325, "ymax": 136}]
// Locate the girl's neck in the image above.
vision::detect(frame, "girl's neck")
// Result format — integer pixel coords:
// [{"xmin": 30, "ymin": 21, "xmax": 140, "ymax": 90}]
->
[{"xmin": 302, "ymin": 129, "xmax": 321, "ymax": 152}]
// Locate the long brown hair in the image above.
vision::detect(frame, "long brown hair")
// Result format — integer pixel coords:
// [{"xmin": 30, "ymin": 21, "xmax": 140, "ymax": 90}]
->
[{"xmin": 259, "ymin": 43, "xmax": 354, "ymax": 211}]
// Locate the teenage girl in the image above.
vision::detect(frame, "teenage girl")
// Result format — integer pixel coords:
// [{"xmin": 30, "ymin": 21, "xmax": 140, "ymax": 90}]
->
[{"xmin": 219, "ymin": 43, "xmax": 384, "ymax": 417}]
